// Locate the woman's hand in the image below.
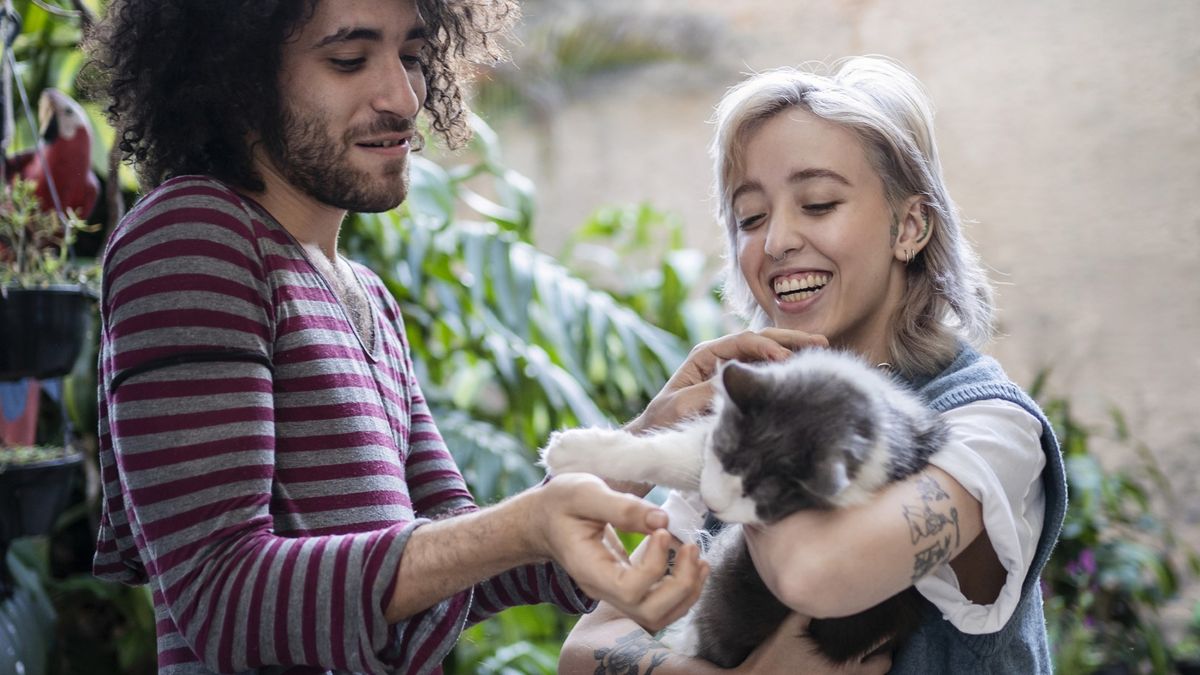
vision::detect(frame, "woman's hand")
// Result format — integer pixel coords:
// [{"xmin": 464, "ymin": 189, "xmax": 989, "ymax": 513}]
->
[
  {"xmin": 628, "ymin": 328, "xmax": 827, "ymax": 434},
  {"xmin": 733, "ymin": 613, "xmax": 892, "ymax": 675}
]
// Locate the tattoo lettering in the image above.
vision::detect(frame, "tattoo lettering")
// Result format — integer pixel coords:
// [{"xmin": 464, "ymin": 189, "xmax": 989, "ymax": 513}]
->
[
  {"xmin": 594, "ymin": 630, "xmax": 667, "ymax": 675},
  {"xmin": 902, "ymin": 473, "xmax": 961, "ymax": 582}
]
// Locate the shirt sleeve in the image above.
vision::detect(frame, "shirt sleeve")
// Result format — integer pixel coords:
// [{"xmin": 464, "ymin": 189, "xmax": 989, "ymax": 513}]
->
[
  {"xmin": 97, "ymin": 180, "xmax": 464, "ymax": 675},
  {"xmin": 388, "ymin": 319, "xmax": 597, "ymax": 623},
  {"xmin": 914, "ymin": 399, "xmax": 1047, "ymax": 634}
]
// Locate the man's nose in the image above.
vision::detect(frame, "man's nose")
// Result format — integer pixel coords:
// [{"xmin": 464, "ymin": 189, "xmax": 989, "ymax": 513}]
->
[{"xmin": 372, "ymin": 64, "xmax": 423, "ymax": 119}]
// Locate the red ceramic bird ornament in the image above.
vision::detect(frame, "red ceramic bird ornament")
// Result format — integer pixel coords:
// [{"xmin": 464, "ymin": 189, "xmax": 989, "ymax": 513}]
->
[{"xmin": 4, "ymin": 87, "xmax": 100, "ymax": 220}]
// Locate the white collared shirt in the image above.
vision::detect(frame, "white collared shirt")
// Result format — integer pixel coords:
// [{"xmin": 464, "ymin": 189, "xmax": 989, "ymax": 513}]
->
[{"xmin": 916, "ymin": 399, "xmax": 1047, "ymax": 634}]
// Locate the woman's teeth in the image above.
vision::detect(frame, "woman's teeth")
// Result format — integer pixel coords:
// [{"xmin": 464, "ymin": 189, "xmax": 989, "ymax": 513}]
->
[{"xmin": 773, "ymin": 273, "xmax": 830, "ymax": 301}]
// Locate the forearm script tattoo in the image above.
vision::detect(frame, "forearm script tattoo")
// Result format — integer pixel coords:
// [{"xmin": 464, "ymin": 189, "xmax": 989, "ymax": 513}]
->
[
  {"xmin": 902, "ymin": 473, "xmax": 960, "ymax": 582},
  {"xmin": 594, "ymin": 630, "xmax": 671, "ymax": 675}
]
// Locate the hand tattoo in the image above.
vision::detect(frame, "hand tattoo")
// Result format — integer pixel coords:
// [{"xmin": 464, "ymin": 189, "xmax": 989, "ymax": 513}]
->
[{"xmin": 903, "ymin": 474, "xmax": 960, "ymax": 583}]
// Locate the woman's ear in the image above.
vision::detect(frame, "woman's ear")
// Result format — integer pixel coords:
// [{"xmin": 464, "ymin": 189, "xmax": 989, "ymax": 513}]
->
[{"xmin": 892, "ymin": 195, "xmax": 932, "ymax": 264}]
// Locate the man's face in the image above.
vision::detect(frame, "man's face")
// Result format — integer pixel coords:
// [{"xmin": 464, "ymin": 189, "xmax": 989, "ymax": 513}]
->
[{"xmin": 265, "ymin": 0, "xmax": 428, "ymax": 213}]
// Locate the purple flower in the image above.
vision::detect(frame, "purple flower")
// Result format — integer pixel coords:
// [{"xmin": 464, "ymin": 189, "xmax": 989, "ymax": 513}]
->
[
  {"xmin": 1066, "ymin": 549, "xmax": 1097, "ymax": 578},
  {"xmin": 1078, "ymin": 549, "xmax": 1097, "ymax": 575}
]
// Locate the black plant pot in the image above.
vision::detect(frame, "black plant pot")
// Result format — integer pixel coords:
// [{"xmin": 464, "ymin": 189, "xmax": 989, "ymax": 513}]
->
[
  {"xmin": 0, "ymin": 451, "xmax": 83, "ymax": 601},
  {"xmin": 1177, "ymin": 659, "xmax": 1200, "ymax": 675},
  {"xmin": 0, "ymin": 285, "xmax": 96, "ymax": 380},
  {"xmin": 0, "ymin": 452, "xmax": 84, "ymax": 544}
]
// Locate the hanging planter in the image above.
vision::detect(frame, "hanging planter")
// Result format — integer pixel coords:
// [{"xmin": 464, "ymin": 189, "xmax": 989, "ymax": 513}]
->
[
  {"xmin": 0, "ymin": 285, "xmax": 95, "ymax": 380},
  {"xmin": 0, "ymin": 446, "xmax": 83, "ymax": 544},
  {"xmin": 2, "ymin": 83, "xmax": 104, "ymax": 381}
]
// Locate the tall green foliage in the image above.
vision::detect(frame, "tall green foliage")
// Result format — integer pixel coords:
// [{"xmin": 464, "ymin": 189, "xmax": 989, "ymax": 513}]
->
[
  {"xmin": 341, "ymin": 117, "xmax": 725, "ymax": 672},
  {"xmin": 343, "ymin": 117, "xmax": 711, "ymax": 503}
]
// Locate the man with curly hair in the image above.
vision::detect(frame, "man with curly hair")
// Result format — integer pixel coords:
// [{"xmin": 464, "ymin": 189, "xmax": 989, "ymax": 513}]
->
[{"xmin": 84, "ymin": 1, "xmax": 708, "ymax": 673}]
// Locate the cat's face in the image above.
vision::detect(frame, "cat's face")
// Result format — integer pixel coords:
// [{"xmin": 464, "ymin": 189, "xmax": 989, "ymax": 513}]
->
[{"xmin": 699, "ymin": 355, "xmax": 881, "ymax": 524}]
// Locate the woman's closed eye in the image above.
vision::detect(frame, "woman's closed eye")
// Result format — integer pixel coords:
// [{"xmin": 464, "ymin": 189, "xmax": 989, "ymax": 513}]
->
[
  {"xmin": 737, "ymin": 214, "xmax": 765, "ymax": 231},
  {"xmin": 803, "ymin": 200, "xmax": 841, "ymax": 215}
]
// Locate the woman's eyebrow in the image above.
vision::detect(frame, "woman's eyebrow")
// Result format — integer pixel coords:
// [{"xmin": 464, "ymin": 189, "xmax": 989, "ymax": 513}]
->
[
  {"xmin": 788, "ymin": 168, "xmax": 852, "ymax": 186},
  {"xmin": 731, "ymin": 168, "xmax": 852, "ymax": 204}
]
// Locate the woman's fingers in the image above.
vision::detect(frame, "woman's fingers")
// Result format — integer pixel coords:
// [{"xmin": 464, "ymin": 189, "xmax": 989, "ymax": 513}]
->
[{"xmin": 684, "ymin": 329, "xmax": 828, "ymax": 381}]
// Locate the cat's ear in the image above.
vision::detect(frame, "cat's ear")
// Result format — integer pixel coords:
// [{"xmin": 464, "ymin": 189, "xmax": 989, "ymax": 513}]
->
[
  {"xmin": 717, "ymin": 360, "xmax": 768, "ymax": 412},
  {"xmin": 802, "ymin": 458, "xmax": 851, "ymax": 499}
]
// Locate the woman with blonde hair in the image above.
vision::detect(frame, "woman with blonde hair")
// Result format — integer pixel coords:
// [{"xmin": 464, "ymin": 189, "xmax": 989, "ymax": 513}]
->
[{"xmin": 559, "ymin": 56, "xmax": 1066, "ymax": 674}]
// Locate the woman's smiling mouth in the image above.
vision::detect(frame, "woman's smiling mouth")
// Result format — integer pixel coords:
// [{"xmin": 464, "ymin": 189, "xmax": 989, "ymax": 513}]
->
[{"xmin": 772, "ymin": 272, "xmax": 831, "ymax": 302}]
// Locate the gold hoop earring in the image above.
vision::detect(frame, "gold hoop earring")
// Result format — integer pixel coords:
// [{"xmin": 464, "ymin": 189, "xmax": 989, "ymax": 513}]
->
[{"xmin": 904, "ymin": 248, "xmax": 914, "ymax": 265}]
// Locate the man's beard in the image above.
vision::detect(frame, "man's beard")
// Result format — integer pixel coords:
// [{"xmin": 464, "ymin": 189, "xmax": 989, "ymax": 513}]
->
[{"xmin": 263, "ymin": 103, "xmax": 417, "ymax": 213}]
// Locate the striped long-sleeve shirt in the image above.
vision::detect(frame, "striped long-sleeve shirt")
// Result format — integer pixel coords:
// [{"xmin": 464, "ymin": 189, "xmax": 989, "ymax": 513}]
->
[{"xmin": 92, "ymin": 176, "xmax": 593, "ymax": 674}]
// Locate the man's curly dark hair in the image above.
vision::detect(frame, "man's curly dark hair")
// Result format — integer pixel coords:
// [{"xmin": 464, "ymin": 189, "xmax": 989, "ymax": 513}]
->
[{"xmin": 84, "ymin": 0, "xmax": 517, "ymax": 191}]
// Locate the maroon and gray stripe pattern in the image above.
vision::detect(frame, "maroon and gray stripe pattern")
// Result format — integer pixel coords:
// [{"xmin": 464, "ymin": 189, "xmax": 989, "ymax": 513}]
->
[{"xmin": 93, "ymin": 176, "xmax": 591, "ymax": 674}]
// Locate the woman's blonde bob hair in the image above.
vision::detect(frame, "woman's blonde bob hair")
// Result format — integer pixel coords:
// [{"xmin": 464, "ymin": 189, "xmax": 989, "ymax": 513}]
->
[{"xmin": 710, "ymin": 56, "xmax": 994, "ymax": 378}]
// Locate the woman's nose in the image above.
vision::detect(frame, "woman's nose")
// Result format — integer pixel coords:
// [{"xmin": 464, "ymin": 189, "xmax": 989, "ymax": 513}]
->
[{"xmin": 763, "ymin": 220, "xmax": 805, "ymax": 262}]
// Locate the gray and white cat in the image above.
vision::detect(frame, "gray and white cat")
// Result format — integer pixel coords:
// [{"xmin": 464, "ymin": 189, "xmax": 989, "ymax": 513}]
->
[{"xmin": 541, "ymin": 348, "xmax": 948, "ymax": 666}]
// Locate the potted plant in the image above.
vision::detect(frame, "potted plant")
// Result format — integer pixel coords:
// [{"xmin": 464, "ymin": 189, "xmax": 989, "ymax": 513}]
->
[
  {"xmin": 1, "ymin": 177, "xmax": 99, "ymax": 381},
  {"xmin": 0, "ymin": 176, "xmax": 95, "ymax": 593},
  {"xmin": 0, "ymin": 445, "xmax": 82, "ymax": 559}
]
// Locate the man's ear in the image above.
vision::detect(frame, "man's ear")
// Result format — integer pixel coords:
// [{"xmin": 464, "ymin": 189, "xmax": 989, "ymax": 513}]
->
[{"xmin": 892, "ymin": 195, "xmax": 932, "ymax": 264}]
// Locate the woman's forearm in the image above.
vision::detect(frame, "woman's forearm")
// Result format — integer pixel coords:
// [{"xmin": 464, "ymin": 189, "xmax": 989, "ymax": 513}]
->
[
  {"xmin": 746, "ymin": 467, "xmax": 986, "ymax": 618},
  {"xmin": 561, "ymin": 603, "xmax": 728, "ymax": 675}
]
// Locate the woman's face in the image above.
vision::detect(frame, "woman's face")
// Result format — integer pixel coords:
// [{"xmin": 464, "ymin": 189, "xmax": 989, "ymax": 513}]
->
[{"xmin": 732, "ymin": 108, "xmax": 908, "ymax": 364}]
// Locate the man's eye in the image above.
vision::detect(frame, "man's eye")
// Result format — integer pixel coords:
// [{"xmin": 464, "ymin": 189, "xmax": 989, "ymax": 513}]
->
[
  {"xmin": 737, "ymin": 214, "xmax": 765, "ymax": 231},
  {"xmin": 803, "ymin": 201, "xmax": 841, "ymax": 214},
  {"xmin": 401, "ymin": 54, "xmax": 426, "ymax": 70},
  {"xmin": 330, "ymin": 58, "xmax": 366, "ymax": 71}
]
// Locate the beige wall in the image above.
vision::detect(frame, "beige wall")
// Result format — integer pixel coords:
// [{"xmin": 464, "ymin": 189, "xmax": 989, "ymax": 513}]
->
[{"xmin": 493, "ymin": 1, "xmax": 1200, "ymax": 522}]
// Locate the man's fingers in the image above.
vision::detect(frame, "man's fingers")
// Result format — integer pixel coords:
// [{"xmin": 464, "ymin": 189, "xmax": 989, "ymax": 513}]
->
[
  {"xmin": 601, "ymin": 523, "xmax": 629, "ymax": 563},
  {"xmin": 624, "ymin": 529, "xmax": 671, "ymax": 586},
  {"xmin": 623, "ymin": 541, "xmax": 708, "ymax": 630},
  {"xmin": 573, "ymin": 482, "xmax": 668, "ymax": 534},
  {"xmin": 587, "ymin": 529, "xmax": 670, "ymax": 610},
  {"xmin": 653, "ymin": 545, "xmax": 708, "ymax": 627}
]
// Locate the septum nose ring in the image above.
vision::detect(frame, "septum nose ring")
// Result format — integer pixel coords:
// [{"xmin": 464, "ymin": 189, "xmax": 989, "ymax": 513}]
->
[{"xmin": 767, "ymin": 247, "xmax": 797, "ymax": 263}]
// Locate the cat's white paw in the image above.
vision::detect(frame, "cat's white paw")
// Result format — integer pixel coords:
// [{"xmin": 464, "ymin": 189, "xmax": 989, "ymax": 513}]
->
[{"xmin": 541, "ymin": 428, "xmax": 622, "ymax": 477}]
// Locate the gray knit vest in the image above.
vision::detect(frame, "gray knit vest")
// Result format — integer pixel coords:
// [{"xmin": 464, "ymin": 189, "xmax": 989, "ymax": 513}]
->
[{"xmin": 890, "ymin": 344, "xmax": 1067, "ymax": 674}]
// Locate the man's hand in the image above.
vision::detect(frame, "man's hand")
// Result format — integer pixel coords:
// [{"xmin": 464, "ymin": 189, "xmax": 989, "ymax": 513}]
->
[
  {"xmin": 627, "ymin": 328, "xmax": 827, "ymax": 434},
  {"xmin": 527, "ymin": 473, "xmax": 708, "ymax": 632}
]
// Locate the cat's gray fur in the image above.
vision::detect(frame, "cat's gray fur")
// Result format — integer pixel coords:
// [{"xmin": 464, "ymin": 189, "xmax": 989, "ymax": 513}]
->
[{"xmin": 542, "ymin": 348, "xmax": 948, "ymax": 666}]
